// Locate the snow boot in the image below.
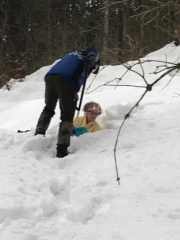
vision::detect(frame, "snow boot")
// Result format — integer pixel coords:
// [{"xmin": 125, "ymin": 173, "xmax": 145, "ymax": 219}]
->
[
  {"xmin": 35, "ymin": 106, "xmax": 55, "ymax": 136},
  {"xmin": 56, "ymin": 144, "xmax": 69, "ymax": 158},
  {"xmin": 35, "ymin": 128, "xmax": 45, "ymax": 136}
]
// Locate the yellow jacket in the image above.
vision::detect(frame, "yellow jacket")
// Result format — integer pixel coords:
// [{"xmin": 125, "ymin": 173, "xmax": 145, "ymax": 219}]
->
[{"xmin": 73, "ymin": 116, "xmax": 101, "ymax": 133}]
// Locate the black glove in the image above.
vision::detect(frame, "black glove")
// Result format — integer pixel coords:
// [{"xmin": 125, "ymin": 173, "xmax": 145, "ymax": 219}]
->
[{"xmin": 174, "ymin": 39, "xmax": 180, "ymax": 46}]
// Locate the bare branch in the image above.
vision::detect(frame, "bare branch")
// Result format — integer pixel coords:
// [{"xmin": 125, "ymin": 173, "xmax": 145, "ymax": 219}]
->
[
  {"xmin": 159, "ymin": 69, "xmax": 179, "ymax": 92},
  {"xmin": 113, "ymin": 59, "xmax": 180, "ymax": 184},
  {"xmin": 86, "ymin": 68, "xmax": 129, "ymax": 94},
  {"xmin": 107, "ymin": 84, "xmax": 146, "ymax": 89},
  {"xmin": 114, "ymin": 89, "xmax": 148, "ymax": 184},
  {"xmin": 151, "ymin": 66, "xmax": 178, "ymax": 87},
  {"xmin": 85, "ymin": 66, "xmax": 108, "ymax": 94}
]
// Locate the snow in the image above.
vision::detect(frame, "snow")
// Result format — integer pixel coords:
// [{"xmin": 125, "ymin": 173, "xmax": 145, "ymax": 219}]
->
[{"xmin": 0, "ymin": 42, "xmax": 180, "ymax": 239}]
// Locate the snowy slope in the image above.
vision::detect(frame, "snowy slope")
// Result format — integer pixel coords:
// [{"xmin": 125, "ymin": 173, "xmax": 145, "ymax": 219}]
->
[{"xmin": 0, "ymin": 42, "xmax": 180, "ymax": 240}]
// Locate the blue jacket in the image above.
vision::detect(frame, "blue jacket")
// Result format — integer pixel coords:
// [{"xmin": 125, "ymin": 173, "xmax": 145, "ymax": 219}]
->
[{"xmin": 45, "ymin": 49, "xmax": 99, "ymax": 91}]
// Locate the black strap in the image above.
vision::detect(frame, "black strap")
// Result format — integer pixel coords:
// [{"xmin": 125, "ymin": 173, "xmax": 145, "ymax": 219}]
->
[{"xmin": 17, "ymin": 130, "xmax": 30, "ymax": 133}]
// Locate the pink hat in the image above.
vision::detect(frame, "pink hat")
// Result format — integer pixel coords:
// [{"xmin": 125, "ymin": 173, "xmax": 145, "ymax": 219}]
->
[{"xmin": 83, "ymin": 101, "xmax": 102, "ymax": 114}]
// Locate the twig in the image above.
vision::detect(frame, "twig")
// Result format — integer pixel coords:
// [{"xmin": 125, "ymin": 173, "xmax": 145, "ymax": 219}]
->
[
  {"xmin": 113, "ymin": 60, "xmax": 180, "ymax": 185},
  {"xmin": 159, "ymin": 69, "xmax": 179, "ymax": 92},
  {"xmin": 86, "ymin": 66, "xmax": 108, "ymax": 93},
  {"xmin": 114, "ymin": 89, "xmax": 148, "ymax": 184}
]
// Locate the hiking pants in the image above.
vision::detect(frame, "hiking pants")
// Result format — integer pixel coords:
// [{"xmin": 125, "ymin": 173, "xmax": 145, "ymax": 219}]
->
[{"xmin": 35, "ymin": 74, "xmax": 78, "ymax": 146}]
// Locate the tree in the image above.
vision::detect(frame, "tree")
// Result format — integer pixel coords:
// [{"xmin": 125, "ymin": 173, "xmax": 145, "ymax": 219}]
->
[{"xmin": 0, "ymin": 0, "xmax": 180, "ymax": 88}]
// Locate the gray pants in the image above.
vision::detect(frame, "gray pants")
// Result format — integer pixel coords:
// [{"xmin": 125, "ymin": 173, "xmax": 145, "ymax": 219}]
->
[{"xmin": 36, "ymin": 74, "xmax": 78, "ymax": 146}]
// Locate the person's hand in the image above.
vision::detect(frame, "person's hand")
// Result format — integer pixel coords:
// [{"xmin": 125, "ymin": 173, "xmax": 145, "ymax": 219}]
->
[
  {"xmin": 174, "ymin": 29, "xmax": 180, "ymax": 40},
  {"xmin": 91, "ymin": 64, "xmax": 99, "ymax": 73}
]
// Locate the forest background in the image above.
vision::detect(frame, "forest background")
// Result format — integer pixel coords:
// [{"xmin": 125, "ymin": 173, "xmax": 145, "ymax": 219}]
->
[{"xmin": 0, "ymin": 0, "xmax": 180, "ymax": 88}]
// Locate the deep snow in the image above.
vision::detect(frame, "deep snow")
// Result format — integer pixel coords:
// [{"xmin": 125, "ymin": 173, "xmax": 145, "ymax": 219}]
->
[{"xmin": 0, "ymin": 43, "xmax": 180, "ymax": 240}]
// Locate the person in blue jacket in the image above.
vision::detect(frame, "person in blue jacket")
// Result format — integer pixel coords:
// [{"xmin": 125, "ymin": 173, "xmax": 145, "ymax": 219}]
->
[{"xmin": 35, "ymin": 48, "xmax": 100, "ymax": 158}]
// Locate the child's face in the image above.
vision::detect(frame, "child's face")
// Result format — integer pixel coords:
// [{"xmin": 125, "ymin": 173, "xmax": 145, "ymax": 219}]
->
[{"xmin": 86, "ymin": 110, "xmax": 99, "ymax": 123}]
